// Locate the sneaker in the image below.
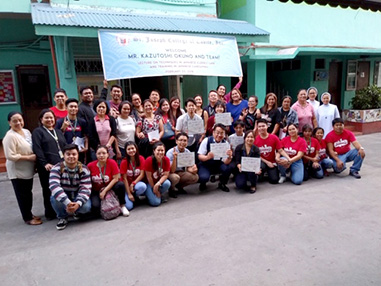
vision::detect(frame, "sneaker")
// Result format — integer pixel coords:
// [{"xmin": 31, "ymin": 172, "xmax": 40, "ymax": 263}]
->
[
  {"xmin": 199, "ymin": 183, "xmax": 207, "ymax": 192},
  {"xmin": 121, "ymin": 206, "xmax": 130, "ymax": 217},
  {"xmin": 169, "ymin": 189, "xmax": 178, "ymax": 198},
  {"xmin": 210, "ymin": 175, "xmax": 216, "ymax": 183},
  {"xmin": 218, "ymin": 182, "xmax": 230, "ymax": 192},
  {"xmin": 73, "ymin": 213, "xmax": 80, "ymax": 221},
  {"xmin": 350, "ymin": 171, "xmax": 361, "ymax": 179},
  {"xmin": 161, "ymin": 191, "xmax": 169, "ymax": 203},
  {"xmin": 56, "ymin": 218, "xmax": 68, "ymax": 230},
  {"xmin": 278, "ymin": 176, "xmax": 286, "ymax": 184}
]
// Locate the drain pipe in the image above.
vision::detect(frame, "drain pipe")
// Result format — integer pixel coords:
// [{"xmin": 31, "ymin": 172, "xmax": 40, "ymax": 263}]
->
[{"xmin": 49, "ymin": 36, "xmax": 60, "ymax": 88}]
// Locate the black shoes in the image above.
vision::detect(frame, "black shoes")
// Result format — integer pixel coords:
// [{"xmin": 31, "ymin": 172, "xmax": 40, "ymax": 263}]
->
[
  {"xmin": 169, "ymin": 189, "xmax": 178, "ymax": 198},
  {"xmin": 350, "ymin": 171, "xmax": 361, "ymax": 179},
  {"xmin": 199, "ymin": 183, "xmax": 207, "ymax": 192},
  {"xmin": 218, "ymin": 183, "xmax": 230, "ymax": 192}
]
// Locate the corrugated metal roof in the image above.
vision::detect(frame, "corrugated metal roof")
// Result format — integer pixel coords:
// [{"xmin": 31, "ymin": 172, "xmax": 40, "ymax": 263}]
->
[{"xmin": 31, "ymin": 3, "xmax": 269, "ymax": 36}]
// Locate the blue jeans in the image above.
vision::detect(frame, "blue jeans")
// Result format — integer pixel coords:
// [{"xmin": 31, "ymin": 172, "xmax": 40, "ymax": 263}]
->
[
  {"xmin": 320, "ymin": 158, "xmax": 333, "ymax": 170},
  {"xmin": 235, "ymin": 172, "xmax": 257, "ymax": 190},
  {"xmin": 124, "ymin": 181, "xmax": 147, "ymax": 210},
  {"xmin": 278, "ymin": 158, "xmax": 304, "ymax": 185},
  {"xmin": 145, "ymin": 179, "xmax": 171, "ymax": 207},
  {"xmin": 50, "ymin": 195, "xmax": 92, "ymax": 219},
  {"xmin": 332, "ymin": 149, "xmax": 364, "ymax": 173},
  {"xmin": 198, "ymin": 160, "xmax": 232, "ymax": 184},
  {"xmin": 303, "ymin": 162, "xmax": 324, "ymax": 181}
]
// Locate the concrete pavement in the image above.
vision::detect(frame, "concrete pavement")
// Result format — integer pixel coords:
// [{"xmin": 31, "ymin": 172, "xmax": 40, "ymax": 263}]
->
[{"xmin": 0, "ymin": 133, "xmax": 380, "ymax": 286}]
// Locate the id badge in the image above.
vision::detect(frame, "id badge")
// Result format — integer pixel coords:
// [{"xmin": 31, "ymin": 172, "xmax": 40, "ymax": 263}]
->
[{"xmin": 59, "ymin": 150, "xmax": 64, "ymax": 158}]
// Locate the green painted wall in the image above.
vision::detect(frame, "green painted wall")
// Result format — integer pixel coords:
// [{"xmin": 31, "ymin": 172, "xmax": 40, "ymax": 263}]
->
[
  {"xmin": 254, "ymin": 1, "xmax": 381, "ymax": 49},
  {"xmin": 0, "ymin": 0, "xmax": 30, "ymax": 13},
  {"xmin": 220, "ymin": 0, "xmax": 246, "ymax": 15},
  {"xmin": 0, "ymin": 18, "xmax": 57, "ymax": 138}
]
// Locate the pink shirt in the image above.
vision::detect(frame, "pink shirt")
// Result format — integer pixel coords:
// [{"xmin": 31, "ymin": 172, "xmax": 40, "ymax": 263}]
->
[
  {"xmin": 291, "ymin": 102, "xmax": 315, "ymax": 132},
  {"xmin": 95, "ymin": 115, "xmax": 111, "ymax": 145}
]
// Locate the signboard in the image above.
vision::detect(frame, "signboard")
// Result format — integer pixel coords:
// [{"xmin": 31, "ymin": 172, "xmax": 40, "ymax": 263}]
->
[
  {"xmin": 0, "ymin": 70, "xmax": 17, "ymax": 104},
  {"xmin": 98, "ymin": 30, "xmax": 243, "ymax": 80}
]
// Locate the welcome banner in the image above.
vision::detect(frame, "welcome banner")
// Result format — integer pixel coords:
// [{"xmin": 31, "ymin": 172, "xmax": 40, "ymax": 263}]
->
[{"xmin": 98, "ymin": 30, "xmax": 243, "ymax": 80}]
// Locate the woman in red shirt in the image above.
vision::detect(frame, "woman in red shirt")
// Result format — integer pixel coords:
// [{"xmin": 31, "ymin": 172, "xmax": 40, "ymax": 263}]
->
[
  {"xmin": 87, "ymin": 145, "xmax": 130, "ymax": 218},
  {"xmin": 313, "ymin": 127, "xmax": 334, "ymax": 175},
  {"xmin": 120, "ymin": 141, "xmax": 147, "ymax": 206},
  {"xmin": 301, "ymin": 124, "xmax": 324, "ymax": 180},
  {"xmin": 276, "ymin": 123, "xmax": 307, "ymax": 185},
  {"xmin": 144, "ymin": 142, "xmax": 171, "ymax": 206}
]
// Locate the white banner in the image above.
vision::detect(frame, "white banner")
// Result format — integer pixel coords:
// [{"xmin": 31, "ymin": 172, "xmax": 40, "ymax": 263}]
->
[{"xmin": 98, "ymin": 30, "xmax": 243, "ymax": 80}]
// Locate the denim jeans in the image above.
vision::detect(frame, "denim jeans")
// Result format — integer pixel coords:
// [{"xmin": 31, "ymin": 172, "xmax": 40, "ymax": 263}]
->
[
  {"xmin": 50, "ymin": 195, "xmax": 92, "ymax": 219},
  {"xmin": 198, "ymin": 160, "xmax": 232, "ymax": 184},
  {"xmin": 278, "ymin": 158, "xmax": 304, "ymax": 185},
  {"xmin": 124, "ymin": 181, "xmax": 147, "ymax": 210},
  {"xmin": 303, "ymin": 162, "xmax": 324, "ymax": 181},
  {"xmin": 145, "ymin": 179, "xmax": 171, "ymax": 207},
  {"xmin": 332, "ymin": 149, "xmax": 364, "ymax": 173},
  {"xmin": 235, "ymin": 172, "xmax": 257, "ymax": 190},
  {"xmin": 320, "ymin": 158, "xmax": 333, "ymax": 170}
]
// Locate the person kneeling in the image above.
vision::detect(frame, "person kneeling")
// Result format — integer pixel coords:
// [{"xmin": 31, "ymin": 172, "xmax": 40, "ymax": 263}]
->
[
  {"xmin": 197, "ymin": 123, "xmax": 233, "ymax": 192},
  {"xmin": 49, "ymin": 144, "xmax": 92, "ymax": 230},
  {"xmin": 144, "ymin": 142, "xmax": 171, "ymax": 206},
  {"xmin": 87, "ymin": 145, "xmax": 131, "ymax": 218},
  {"xmin": 166, "ymin": 132, "xmax": 199, "ymax": 198},
  {"xmin": 235, "ymin": 130, "xmax": 261, "ymax": 194}
]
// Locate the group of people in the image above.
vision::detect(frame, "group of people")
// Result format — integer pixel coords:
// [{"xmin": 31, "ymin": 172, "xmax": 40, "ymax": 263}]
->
[{"xmin": 3, "ymin": 79, "xmax": 365, "ymax": 230}]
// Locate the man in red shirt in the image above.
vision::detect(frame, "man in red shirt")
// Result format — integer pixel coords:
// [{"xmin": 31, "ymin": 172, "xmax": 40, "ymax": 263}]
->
[
  {"xmin": 254, "ymin": 119, "xmax": 282, "ymax": 184},
  {"xmin": 326, "ymin": 118, "xmax": 365, "ymax": 179}
]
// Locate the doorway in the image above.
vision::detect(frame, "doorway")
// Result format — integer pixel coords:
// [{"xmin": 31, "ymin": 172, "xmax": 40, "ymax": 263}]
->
[
  {"xmin": 356, "ymin": 61, "xmax": 370, "ymax": 90},
  {"xmin": 328, "ymin": 61, "xmax": 343, "ymax": 109},
  {"xmin": 16, "ymin": 65, "xmax": 52, "ymax": 131}
]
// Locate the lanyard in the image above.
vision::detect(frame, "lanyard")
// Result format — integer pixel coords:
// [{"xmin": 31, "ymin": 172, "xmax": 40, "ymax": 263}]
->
[
  {"xmin": 306, "ymin": 138, "xmax": 312, "ymax": 154},
  {"xmin": 129, "ymin": 160, "xmax": 136, "ymax": 176},
  {"xmin": 43, "ymin": 126, "xmax": 63, "ymax": 158},
  {"xmin": 66, "ymin": 116, "xmax": 78, "ymax": 135},
  {"xmin": 158, "ymin": 160, "xmax": 163, "ymax": 175},
  {"xmin": 97, "ymin": 161, "xmax": 107, "ymax": 184}
]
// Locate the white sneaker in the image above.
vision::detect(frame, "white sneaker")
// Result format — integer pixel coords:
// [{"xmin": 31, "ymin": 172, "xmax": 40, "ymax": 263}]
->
[
  {"xmin": 278, "ymin": 176, "xmax": 286, "ymax": 184},
  {"xmin": 121, "ymin": 206, "xmax": 130, "ymax": 217}
]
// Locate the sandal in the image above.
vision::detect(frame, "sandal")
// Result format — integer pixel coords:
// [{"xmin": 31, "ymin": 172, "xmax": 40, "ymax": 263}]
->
[
  {"xmin": 25, "ymin": 218, "xmax": 43, "ymax": 225},
  {"xmin": 33, "ymin": 215, "xmax": 42, "ymax": 221},
  {"xmin": 249, "ymin": 187, "xmax": 256, "ymax": 194}
]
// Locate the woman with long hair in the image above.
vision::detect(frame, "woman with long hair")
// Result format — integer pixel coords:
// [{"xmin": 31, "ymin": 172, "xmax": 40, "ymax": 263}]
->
[
  {"xmin": 260, "ymin": 92, "xmax": 281, "ymax": 135},
  {"xmin": 239, "ymin": 95, "xmax": 261, "ymax": 132},
  {"xmin": 144, "ymin": 142, "xmax": 171, "ymax": 206},
  {"xmin": 88, "ymin": 99, "xmax": 117, "ymax": 161},
  {"xmin": 292, "ymin": 89, "xmax": 317, "ymax": 133},
  {"xmin": 136, "ymin": 99, "xmax": 164, "ymax": 158},
  {"xmin": 115, "ymin": 101, "xmax": 135, "ymax": 159},
  {"xmin": 32, "ymin": 109, "xmax": 66, "ymax": 219},
  {"xmin": 194, "ymin": 94, "xmax": 209, "ymax": 131},
  {"xmin": 278, "ymin": 95, "xmax": 299, "ymax": 139},
  {"xmin": 87, "ymin": 145, "xmax": 131, "ymax": 218},
  {"xmin": 226, "ymin": 88, "xmax": 248, "ymax": 133},
  {"xmin": 234, "ymin": 130, "xmax": 261, "ymax": 194},
  {"xmin": 156, "ymin": 98, "xmax": 176, "ymax": 149},
  {"xmin": 131, "ymin": 93, "xmax": 145, "ymax": 121},
  {"xmin": 276, "ymin": 123, "xmax": 306, "ymax": 185},
  {"xmin": 301, "ymin": 124, "xmax": 324, "ymax": 180},
  {"xmin": 120, "ymin": 141, "xmax": 147, "ymax": 206},
  {"xmin": 4, "ymin": 112, "xmax": 42, "ymax": 225}
]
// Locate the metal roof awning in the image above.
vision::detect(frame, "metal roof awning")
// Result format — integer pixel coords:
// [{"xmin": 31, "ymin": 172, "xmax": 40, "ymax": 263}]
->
[
  {"xmin": 31, "ymin": 3, "xmax": 269, "ymax": 42},
  {"xmin": 246, "ymin": 46, "xmax": 381, "ymax": 60}
]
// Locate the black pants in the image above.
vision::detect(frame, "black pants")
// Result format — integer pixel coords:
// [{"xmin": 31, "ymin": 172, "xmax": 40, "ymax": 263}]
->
[
  {"xmin": 259, "ymin": 161, "xmax": 279, "ymax": 184},
  {"xmin": 11, "ymin": 178, "xmax": 34, "ymax": 222},
  {"xmin": 36, "ymin": 167, "xmax": 56, "ymax": 219},
  {"xmin": 91, "ymin": 181, "xmax": 126, "ymax": 212},
  {"xmin": 137, "ymin": 137, "xmax": 153, "ymax": 158},
  {"xmin": 235, "ymin": 172, "xmax": 257, "ymax": 189}
]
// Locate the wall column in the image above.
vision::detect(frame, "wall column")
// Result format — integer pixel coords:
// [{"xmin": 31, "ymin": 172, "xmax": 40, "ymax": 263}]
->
[
  {"xmin": 247, "ymin": 60, "xmax": 267, "ymax": 104},
  {"xmin": 53, "ymin": 36, "xmax": 79, "ymax": 99}
]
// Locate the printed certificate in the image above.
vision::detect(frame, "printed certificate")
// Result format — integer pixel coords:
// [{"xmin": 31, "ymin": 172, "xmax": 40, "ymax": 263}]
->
[
  {"xmin": 177, "ymin": 152, "xmax": 195, "ymax": 168},
  {"xmin": 215, "ymin": 112, "xmax": 232, "ymax": 126},
  {"xmin": 229, "ymin": 136, "xmax": 244, "ymax": 150},
  {"xmin": 210, "ymin": 142, "xmax": 230, "ymax": 160},
  {"xmin": 147, "ymin": 129, "xmax": 160, "ymax": 141},
  {"xmin": 241, "ymin": 157, "xmax": 261, "ymax": 173},
  {"xmin": 187, "ymin": 119, "xmax": 205, "ymax": 135}
]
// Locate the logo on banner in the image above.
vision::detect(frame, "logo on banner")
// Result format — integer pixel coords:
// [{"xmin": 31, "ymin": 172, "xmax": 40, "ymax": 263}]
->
[{"xmin": 116, "ymin": 35, "xmax": 130, "ymax": 46}]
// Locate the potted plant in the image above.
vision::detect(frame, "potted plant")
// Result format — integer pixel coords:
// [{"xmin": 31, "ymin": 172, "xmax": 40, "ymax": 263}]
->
[{"xmin": 343, "ymin": 85, "xmax": 381, "ymax": 134}]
